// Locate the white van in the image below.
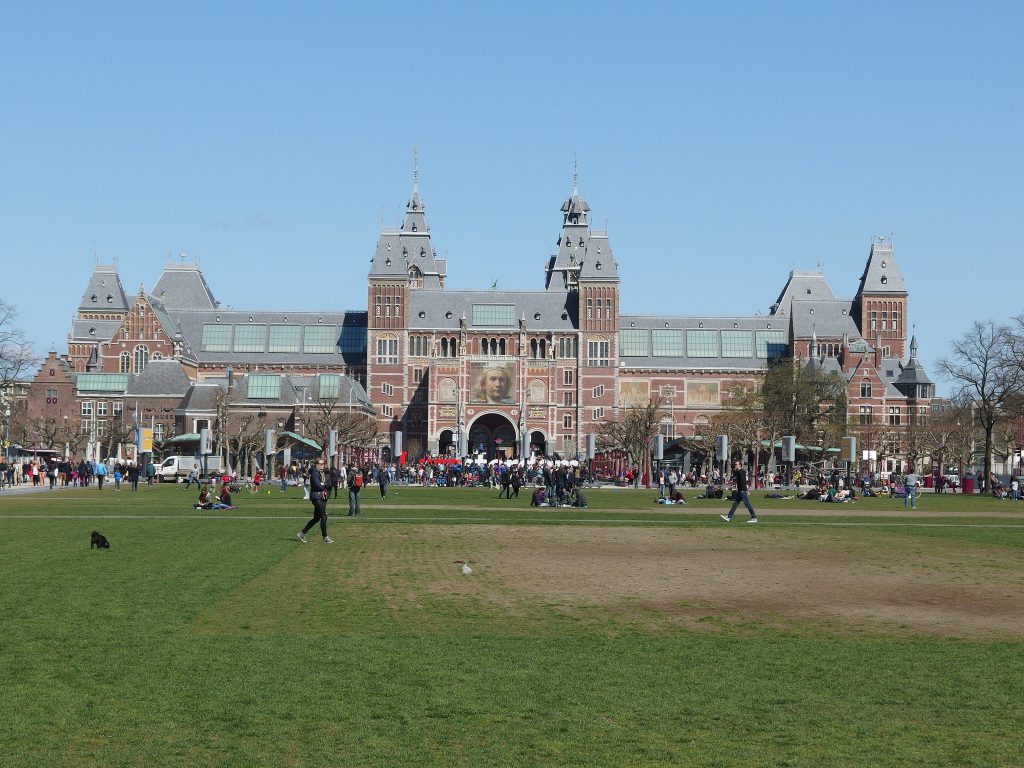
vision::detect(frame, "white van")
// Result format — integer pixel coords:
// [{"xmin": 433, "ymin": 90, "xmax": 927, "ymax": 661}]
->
[{"xmin": 158, "ymin": 455, "xmax": 224, "ymax": 482}]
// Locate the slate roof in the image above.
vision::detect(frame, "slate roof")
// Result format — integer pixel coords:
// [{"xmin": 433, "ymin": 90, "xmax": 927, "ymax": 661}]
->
[
  {"xmin": 789, "ymin": 299, "xmax": 861, "ymax": 339},
  {"xmin": 369, "ymin": 181, "xmax": 443, "ymax": 289},
  {"xmin": 177, "ymin": 383, "xmax": 223, "ymax": 412},
  {"xmin": 770, "ymin": 270, "xmax": 837, "ymax": 317},
  {"xmin": 69, "ymin": 319, "xmax": 122, "ymax": 343},
  {"xmin": 408, "ymin": 291, "xmax": 578, "ymax": 331},
  {"xmin": 152, "ymin": 264, "xmax": 218, "ymax": 310},
  {"xmin": 169, "ymin": 309, "xmax": 367, "ymax": 366},
  {"xmin": 856, "ymin": 238, "xmax": 906, "ymax": 295},
  {"xmin": 78, "ymin": 264, "xmax": 129, "ymax": 313},
  {"xmin": 578, "ymin": 230, "xmax": 619, "ymax": 282},
  {"xmin": 894, "ymin": 337, "xmax": 933, "ymax": 386},
  {"xmin": 618, "ymin": 314, "xmax": 788, "ymax": 371},
  {"xmin": 126, "ymin": 360, "xmax": 192, "ymax": 397}
]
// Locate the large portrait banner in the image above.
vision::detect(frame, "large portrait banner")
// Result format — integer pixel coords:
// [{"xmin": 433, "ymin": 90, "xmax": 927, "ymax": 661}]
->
[{"xmin": 469, "ymin": 361, "xmax": 517, "ymax": 404}]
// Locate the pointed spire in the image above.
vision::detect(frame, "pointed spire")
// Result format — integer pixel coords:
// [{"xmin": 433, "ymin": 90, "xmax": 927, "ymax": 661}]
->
[
  {"xmin": 909, "ymin": 332, "xmax": 918, "ymax": 359},
  {"xmin": 573, "ymin": 150, "xmax": 579, "ymax": 195},
  {"xmin": 413, "ymin": 145, "xmax": 419, "ymax": 191}
]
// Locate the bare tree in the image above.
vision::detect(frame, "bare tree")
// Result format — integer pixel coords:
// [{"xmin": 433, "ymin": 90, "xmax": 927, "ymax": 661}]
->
[
  {"xmin": 304, "ymin": 394, "xmax": 378, "ymax": 459},
  {"xmin": 103, "ymin": 416, "xmax": 134, "ymax": 462},
  {"xmin": 595, "ymin": 397, "xmax": 667, "ymax": 487},
  {"xmin": 928, "ymin": 398, "xmax": 977, "ymax": 479},
  {"xmin": 938, "ymin": 320, "xmax": 1023, "ymax": 491},
  {"xmin": 0, "ymin": 301, "xmax": 38, "ymax": 388}
]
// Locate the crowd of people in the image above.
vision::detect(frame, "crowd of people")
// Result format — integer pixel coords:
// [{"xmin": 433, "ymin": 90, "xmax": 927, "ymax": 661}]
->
[{"xmin": 0, "ymin": 457, "xmax": 159, "ymax": 491}]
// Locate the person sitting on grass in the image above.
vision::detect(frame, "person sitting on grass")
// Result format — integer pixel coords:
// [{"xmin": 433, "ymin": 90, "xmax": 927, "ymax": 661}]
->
[
  {"xmin": 210, "ymin": 484, "xmax": 236, "ymax": 510},
  {"xmin": 530, "ymin": 486, "xmax": 546, "ymax": 507},
  {"xmin": 194, "ymin": 487, "xmax": 213, "ymax": 510}
]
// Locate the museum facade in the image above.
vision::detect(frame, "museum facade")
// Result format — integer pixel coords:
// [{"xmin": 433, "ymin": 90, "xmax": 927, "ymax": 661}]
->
[{"xmin": 29, "ymin": 175, "xmax": 932, "ymax": 467}]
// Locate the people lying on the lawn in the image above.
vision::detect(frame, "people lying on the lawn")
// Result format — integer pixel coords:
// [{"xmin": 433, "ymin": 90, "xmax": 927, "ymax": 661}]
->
[{"xmin": 194, "ymin": 487, "xmax": 213, "ymax": 509}]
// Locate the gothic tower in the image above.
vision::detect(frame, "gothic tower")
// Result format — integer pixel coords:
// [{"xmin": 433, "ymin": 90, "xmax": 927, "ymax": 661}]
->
[
  {"xmin": 366, "ymin": 160, "xmax": 442, "ymax": 453},
  {"xmin": 853, "ymin": 236, "xmax": 908, "ymax": 360}
]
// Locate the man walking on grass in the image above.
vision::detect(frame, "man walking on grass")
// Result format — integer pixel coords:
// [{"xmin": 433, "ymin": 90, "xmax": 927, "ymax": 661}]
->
[
  {"xmin": 904, "ymin": 470, "xmax": 920, "ymax": 510},
  {"xmin": 297, "ymin": 457, "xmax": 333, "ymax": 544},
  {"xmin": 720, "ymin": 460, "xmax": 758, "ymax": 524}
]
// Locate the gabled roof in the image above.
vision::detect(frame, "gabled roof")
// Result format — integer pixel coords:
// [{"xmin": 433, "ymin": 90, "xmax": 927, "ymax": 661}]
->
[
  {"xmin": 856, "ymin": 238, "xmax": 906, "ymax": 295},
  {"xmin": 789, "ymin": 299, "xmax": 861, "ymax": 339},
  {"xmin": 78, "ymin": 264, "xmax": 129, "ymax": 313},
  {"xmin": 578, "ymin": 230, "xmax": 619, "ymax": 282},
  {"xmin": 770, "ymin": 270, "xmax": 837, "ymax": 317},
  {"xmin": 369, "ymin": 181, "xmax": 443, "ymax": 289},
  {"xmin": 125, "ymin": 360, "xmax": 192, "ymax": 397},
  {"xmin": 152, "ymin": 263, "xmax": 218, "ymax": 310},
  {"xmin": 69, "ymin": 319, "xmax": 122, "ymax": 343}
]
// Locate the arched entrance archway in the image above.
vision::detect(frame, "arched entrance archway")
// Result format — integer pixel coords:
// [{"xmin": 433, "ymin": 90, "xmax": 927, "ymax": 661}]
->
[
  {"xmin": 530, "ymin": 430, "xmax": 547, "ymax": 456},
  {"xmin": 467, "ymin": 413, "xmax": 519, "ymax": 460},
  {"xmin": 438, "ymin": 429, "xmax": 455, "ymax": 457}
]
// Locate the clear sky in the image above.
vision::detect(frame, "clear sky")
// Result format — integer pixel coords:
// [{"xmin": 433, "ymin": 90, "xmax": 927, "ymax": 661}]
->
[{"xmin": 2, "ymin": 2, "xmax": 1021, "ymax": 391}]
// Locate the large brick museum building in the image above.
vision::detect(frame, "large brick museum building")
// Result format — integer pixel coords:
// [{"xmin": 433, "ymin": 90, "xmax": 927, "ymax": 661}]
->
[{"xmin": 25, "ymin": 174, "xmax": 934, "ymax": 471}]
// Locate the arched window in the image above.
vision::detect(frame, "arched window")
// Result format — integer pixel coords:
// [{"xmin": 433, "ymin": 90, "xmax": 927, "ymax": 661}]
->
[
  {"xmin": 530, "ymin": 339, "xmax": 538, "ymax": 358},
  {"xmin": 498, "ymin": 338, "xmax": 506, "ymax": 355},
  {"xmin": 539, "ymin": 339, "xmax": 546, "ymax": 358},
  {"xmin": 119, "ymin": 352, "xmax": 131, "ymax": 373},
  {"xmin": 450, "ymin": 337, "xmax": 458, "ymax": 357},
  {"xmin": 134, "ymin": 345, "xmax": 149, "ymax": 374},
  {"xmin": 441, "ymin": 338, "xmax": 449, "ymax": 357}
]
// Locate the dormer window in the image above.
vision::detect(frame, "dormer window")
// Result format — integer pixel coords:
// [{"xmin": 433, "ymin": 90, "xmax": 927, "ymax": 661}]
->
[
  {"xmin": 595, "ymin": 261, "xmax": 602, "ymax": 270},
  {"xmin": 91, "ymin": 294, "xmax": 98, "ymax": 302},
  {"xmin": 420, "ymin": 248, "xmax": 425, "ymax": 257},
  {"xmin": 880, "ymin": 275, "xmax": 888, "ymax": 284},
  {"xmin": 881, "ymin": 261, "xmax": 887, "ymax": 268},
  {"xmin": 411, "ymin": 223, "xmax": 417, "ymax": 232}
]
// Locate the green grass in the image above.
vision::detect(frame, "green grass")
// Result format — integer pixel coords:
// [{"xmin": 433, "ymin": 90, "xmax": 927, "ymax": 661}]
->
[{"xmin": 1, "ymin": 484, "xmax": 1022, "ymax": 767}]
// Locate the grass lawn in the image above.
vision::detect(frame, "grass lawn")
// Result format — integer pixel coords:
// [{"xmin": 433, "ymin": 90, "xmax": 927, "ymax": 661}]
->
[{"xmin": 1, "ymin": 484, "xmax": 1022, "ymax": 767}]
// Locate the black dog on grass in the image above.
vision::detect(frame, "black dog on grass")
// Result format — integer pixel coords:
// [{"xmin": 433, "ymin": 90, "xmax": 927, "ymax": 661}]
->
[{"xmin": 90, "ymin": 531, "xmax": 110, "ymax": 549}]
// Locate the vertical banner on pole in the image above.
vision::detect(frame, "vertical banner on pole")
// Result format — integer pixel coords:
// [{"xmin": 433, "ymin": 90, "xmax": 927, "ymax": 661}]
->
[
  {"xmin": 586, "ymin": 433, "xmax": 596, "ymax": 460},
  {"xmin": 841, "ymin": 436, "xmax": 856, "ymax": 464},
  {"xmin": 393, "ymin": 430, "xmax": 403, "ymax": 458},
  {"xmin": 265, "ymin": 429, "xmax": 275, "ymax": 456},
  {"xmin": 199, "ymin": 428, "xmax": 211, "ymax": 456},
  {"xmin": 328, "ymin": 430, "xmax": 338, "ymax": 458},
  {"xmin": 716, "ymin": 435, "xmax": 729, "ymax": 463},
  {"xmin": 781, "ymin": 436, "xmax": 796, "ymax": 463},
  {"xmin": 654, "ymin": 434, "xmax": 664, "ymax": 461}
]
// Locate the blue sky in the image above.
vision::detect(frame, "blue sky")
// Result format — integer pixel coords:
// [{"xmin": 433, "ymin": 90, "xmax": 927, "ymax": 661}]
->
[{"xmin": 2, "ymin": 2, "xmax": 1021, "ymax": 390}]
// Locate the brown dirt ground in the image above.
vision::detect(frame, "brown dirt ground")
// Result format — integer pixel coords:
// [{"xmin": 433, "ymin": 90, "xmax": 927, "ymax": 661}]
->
[{"xmin": 428, "ymin": 524, "xmax": 1024, "ymax": 639}]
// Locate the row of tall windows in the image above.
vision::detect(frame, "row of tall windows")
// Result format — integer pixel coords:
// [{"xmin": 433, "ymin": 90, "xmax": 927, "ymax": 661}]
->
[{"xmin": 585, "ymin": 296, "xmax": 613, "ymax": 320}]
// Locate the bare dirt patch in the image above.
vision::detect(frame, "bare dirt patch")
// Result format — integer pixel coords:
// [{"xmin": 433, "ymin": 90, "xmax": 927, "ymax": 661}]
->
[{"xmin": 429, "ymin": 524, "xmax": 1024, "ymax": 639}]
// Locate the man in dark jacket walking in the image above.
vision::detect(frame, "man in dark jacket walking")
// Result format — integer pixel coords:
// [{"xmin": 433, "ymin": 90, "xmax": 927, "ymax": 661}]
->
[
  {"xmin": 297, "ymin": 457, "xmax": 333, "ymax": 543},
  {"xmin": 720, "ymin": 460, "xmax": 758, "ymax": 523}
]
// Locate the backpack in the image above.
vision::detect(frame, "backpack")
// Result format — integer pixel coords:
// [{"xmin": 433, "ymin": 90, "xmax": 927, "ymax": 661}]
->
[{"xmin": 353, "ymin": 473, "xmax": 363, "ymax": 489}]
